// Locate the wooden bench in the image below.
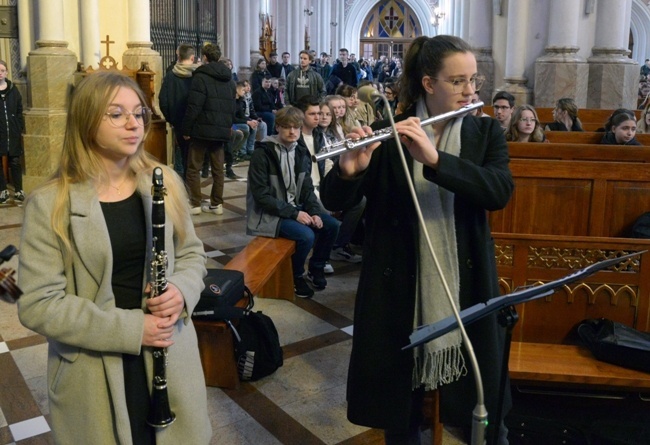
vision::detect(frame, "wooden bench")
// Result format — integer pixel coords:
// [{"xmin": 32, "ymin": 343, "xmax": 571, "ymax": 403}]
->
[
  {"xmin": 193, "ymin": 236, "xmax": 295, "ymax": 388},
  {"xmin": 545, "ymin": 131, "xmax": 650, "ymax": 145},
  {"xmin": 506, "ymin": 141, "xmax": 650, "ymax": 163},
  {"xmin": 509, "ymin": 342, "xmax": 650, "ymax": 392},
  {"xmin": 484, "ymin": 106, "xmax": 641, "ymax": 125}
]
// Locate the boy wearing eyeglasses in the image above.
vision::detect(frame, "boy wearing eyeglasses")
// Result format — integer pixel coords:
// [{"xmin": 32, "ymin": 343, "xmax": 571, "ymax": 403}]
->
[{"xmin": 492, "ymin": 91, "xmax": 515, "ymax": 131}]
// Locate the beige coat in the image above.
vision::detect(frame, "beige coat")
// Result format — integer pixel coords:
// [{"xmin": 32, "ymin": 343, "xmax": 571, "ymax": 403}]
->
[{"xmin": 18, "ymin": 179, "xmax": 211, "ymax": 444}]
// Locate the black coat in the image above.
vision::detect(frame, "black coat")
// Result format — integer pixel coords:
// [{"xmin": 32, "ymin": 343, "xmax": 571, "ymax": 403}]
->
[
  {"xmin": 0, "ymin": 80, "xmax": 24, "ymax": 156},
  {"xmin": 321, "ymin": 111, "xmax": 514, "ymax": 433},
  {"xmin": 159, "ymin": 67, "xmax": 195, "ymax": 129},
  {"xmin": 181, "ymin": 61, "xmax": 236, "ymax": 142},
  {"xmin": 252, "ymin": 87, "xmax": 277, "ymax": 113}
]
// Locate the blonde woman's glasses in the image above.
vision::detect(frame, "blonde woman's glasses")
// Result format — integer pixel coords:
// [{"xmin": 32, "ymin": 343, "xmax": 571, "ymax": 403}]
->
[{"xmin": 105, "ymin": 107, "xmax": 151, "ymax": 128}]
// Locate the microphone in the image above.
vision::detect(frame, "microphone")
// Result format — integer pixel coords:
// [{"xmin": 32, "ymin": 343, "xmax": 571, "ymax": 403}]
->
[
  {"xmin": 368, "ymin": 88, "xmax": 488, "ymax": 445},
  {"xmin": 357, "ymin": 84, "xmax": 382, "ymax": 103}
]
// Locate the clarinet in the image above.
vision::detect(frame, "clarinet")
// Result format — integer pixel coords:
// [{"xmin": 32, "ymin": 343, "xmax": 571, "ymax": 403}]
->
[{"xmin": 147, "ymin": 167, "xmax": 176, "ymax": 428}]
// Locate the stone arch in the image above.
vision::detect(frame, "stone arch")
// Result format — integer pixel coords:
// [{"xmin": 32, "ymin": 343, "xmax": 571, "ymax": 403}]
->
[
  {"xmin": 343, "ymin": 0, "xmax": 438, "ymax": 56},
  {"xmin": 631, "ymin": 0, "xmax": 650, "ymax": 63}
]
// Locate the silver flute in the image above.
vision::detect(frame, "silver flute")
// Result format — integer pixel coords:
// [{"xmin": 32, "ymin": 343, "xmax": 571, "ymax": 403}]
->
[{"xmin": 312, "ymin": 101, "xmax": 484, "ymax": 162}]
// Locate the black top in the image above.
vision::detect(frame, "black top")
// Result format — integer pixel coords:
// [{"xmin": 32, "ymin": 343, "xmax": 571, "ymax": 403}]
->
[
  {"xmin": 545, "ymin": 121, "xmax": 583, "ymax": 132},
  {"xmin": 100, "ymin": 192, "xmax": 146, "ymax": 309},
  {"xmin": 100, "ymin": 192, "xmax": 154, "ymax": 445}
]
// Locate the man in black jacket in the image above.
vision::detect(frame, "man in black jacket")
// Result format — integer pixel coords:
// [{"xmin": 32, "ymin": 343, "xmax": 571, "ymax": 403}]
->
[
  {"xmin": 182, "ymin": 43, "xmax": 236, "ymax": 216},
  {"xmin": 159, "ymin": 43, "xmax": 198, "ymax": 181}
]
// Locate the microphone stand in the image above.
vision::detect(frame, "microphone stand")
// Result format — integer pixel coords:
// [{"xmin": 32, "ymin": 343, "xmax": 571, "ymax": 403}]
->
[{"xmin": 364, "ymin": 88, "xmax": 488, "ymax": 445}]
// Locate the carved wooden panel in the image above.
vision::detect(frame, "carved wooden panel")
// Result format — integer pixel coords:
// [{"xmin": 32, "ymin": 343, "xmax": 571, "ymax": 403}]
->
[{"xmin": 493, "ymin": 235, "xmax": 650, "ymax": 345}]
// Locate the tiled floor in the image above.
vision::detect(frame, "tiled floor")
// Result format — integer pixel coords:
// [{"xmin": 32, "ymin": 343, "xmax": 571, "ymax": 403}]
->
[{"xmin": 0, "ymin": 162, "xmax": 465, "ymax": 444}]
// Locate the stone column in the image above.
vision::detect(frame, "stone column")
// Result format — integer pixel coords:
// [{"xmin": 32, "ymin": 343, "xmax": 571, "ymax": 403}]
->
[
  {"xmin": 80, "ymin": 0, "xmax": 100, "ymax": 70},
  {"xmin": 293, "ymin": 0, "xmax": 304, "ymax": 59},
  {"xmin": 467, "ymin": 0, "xmax": 494, "ymax": 105},
  {"xmin": 17, "ymin": 0, "xmax": 31, "ymax": 71},
  {"xmin": 587, "ymin": 0, "xmax": 638, "ymax": 109},
  {"xmin": 534, "ymin": 0, "xmax": 588, "ymax": 108},
  {"xmin": 498, "ymin": 0, "xmax": 531, "ymax": 105},
  {"xmin": 249, "ymin": 0, "xmax": 262, "ymax": 72},
  {"xmin": 23, "ymin": 0, "xmax": 77, "ymax": 191},
  {"xmin": 123, "ymin": 0, "xmax": 163, "ymax": 106},
  {"xmin": 236, "ymin": 1, "xmax": 253, "ymax": 79}
]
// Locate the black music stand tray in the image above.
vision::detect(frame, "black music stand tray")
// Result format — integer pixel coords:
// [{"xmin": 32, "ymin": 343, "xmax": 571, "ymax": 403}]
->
[{"xmin": 403, "ymin": 250, "xmax": 643, "ymax": 445}]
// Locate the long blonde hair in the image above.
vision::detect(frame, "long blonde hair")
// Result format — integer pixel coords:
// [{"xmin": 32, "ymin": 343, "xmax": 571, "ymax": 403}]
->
[
  {"xmin": 506, "ymin": 105, "xmax": 546, "ymax": 142},
  {"xmin": 42, "ymin": 71, "xmax": 189, "ymax": 259}
]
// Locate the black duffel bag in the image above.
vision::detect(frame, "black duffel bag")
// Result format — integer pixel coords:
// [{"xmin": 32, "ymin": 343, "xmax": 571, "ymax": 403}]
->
[{"xmin": 577, "ymin": 318, "xmax": 650, "ymax": 374}]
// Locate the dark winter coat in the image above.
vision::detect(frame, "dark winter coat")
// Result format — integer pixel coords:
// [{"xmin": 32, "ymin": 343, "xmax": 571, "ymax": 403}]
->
[
  {"xmin": 320, "ymin": 110, "xmax": 514, "ymax": 433},
  {"xmin": 600, "ymin": 131, "xmax": 642, "ymax": 145},
  {"xmin": 181, "ymin": 61, "xmax": 236, "ymax": 142},
  {"xmin": 331, "ymin": 63, "xmax": 358, "ymax": 87},
  {"xmin": 252, "ymin": 87, "xmax": 278, "ymax": 113},
  {"xmin": 250, "ymin": 68, "xmax": 271, "ymax": 93},
  {"xmin": 159, "ymin": 64, "xmax": 198, "ymax": 129},
  {"xmin": 0, "ymin": 80, "xmax": 24, "ymax": 156}
]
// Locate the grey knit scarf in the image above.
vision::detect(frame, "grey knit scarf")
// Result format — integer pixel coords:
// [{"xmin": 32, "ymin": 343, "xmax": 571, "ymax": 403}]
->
[{"xmin": 412, "ymin": 97, "xmax": 467, "ymax": 390}]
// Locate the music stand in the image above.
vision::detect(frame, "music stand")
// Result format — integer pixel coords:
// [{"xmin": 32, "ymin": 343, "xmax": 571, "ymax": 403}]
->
[{"xmin": 403, "ymin": 250, "xmax": 644, "ymax": 445}]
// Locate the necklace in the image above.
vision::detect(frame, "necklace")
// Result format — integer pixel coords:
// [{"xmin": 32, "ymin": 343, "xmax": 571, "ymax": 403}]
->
[{"xmin": 109, "ymin": 176, "xmax": 129, "ymax": 195}]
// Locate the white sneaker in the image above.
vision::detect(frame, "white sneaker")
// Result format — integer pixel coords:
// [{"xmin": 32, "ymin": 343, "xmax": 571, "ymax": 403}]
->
[
  {"xmin": 324, "ymin": 262, "xmax": 334, "ymax": 274},
  {"xmin": 190, "ymin": 205, "xmax": 201, "ymax": 215},
  {"xmin": 202, "ymin": 203, "xmax": 223, "ymax": 215},
  {"xmin": 330, "ymin": 245, "xmax": 362, "ymax": 263}
]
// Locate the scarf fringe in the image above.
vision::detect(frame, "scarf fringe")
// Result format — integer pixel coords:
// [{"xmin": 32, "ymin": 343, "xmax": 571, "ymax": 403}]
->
[{"xmin": 412, "ymin": 344, "xmax": 467, "ymax": 391}]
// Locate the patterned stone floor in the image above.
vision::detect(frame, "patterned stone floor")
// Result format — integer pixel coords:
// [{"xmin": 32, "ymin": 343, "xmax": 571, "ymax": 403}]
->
[{"xmin": 0, "ymin": 162, "xmax": 466, "ymax": 444}]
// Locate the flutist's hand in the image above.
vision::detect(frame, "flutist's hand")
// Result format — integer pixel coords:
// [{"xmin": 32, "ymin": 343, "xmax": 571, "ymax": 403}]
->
[
  {"xmin": 338, "ymin": 126, "xmax": 381, "ymax": 179},
  {"xmin": 146, "ymin": 283, "xmax": 185, "ymax": 328},
  {"xmin": 395, "ymin": 117, "xmax": 440, "ymax": 169}
]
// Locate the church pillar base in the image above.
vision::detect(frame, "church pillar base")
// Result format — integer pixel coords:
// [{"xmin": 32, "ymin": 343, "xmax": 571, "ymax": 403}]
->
[
  {"xmin": 28, "ymin": 41, "xmax": 77, "ymax": 109},
  {"xmin": 123, "ymin": 42, "xmax": 163, "ymax": 109},
  {"xmin": 22, "ymin": 110, "xmax": 67, "ymax": 192},
  {"xmin": 587, "ymin": 49, "xmax": 638, "ymax": 109},
  {"xmin": 474, "ymin": 48, "xmax": 494, "ymax": 106},
  {"xmin": 534, "ymin": 47, "xmax": 588, "ymax": 108},
  {"xmin": 24, "ymin": 41, "xmax": 77, "ymax": 192},
  {"xmin": 496, "ymin": 78, "xmax": 532, "ymax": 106}
]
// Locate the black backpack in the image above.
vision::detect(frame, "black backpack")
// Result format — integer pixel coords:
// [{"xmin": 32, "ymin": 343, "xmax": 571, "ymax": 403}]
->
[{"xmin": 231, "ymin": 310, "xmax": 284, "ymax": 381}]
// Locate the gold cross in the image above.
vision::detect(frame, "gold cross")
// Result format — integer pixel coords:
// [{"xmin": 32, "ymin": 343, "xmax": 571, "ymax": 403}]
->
[{"xmin": 101, "ymin": 35, "xmax": 115, "ymax": 58}]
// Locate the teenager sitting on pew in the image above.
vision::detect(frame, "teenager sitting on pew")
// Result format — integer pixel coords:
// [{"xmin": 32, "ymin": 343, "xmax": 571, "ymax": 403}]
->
[
  {"xmin": 544, "ymin": 98, "xmax": 583, "ymax": 132},
  {"xmin": 505, "ymin": 105, "xmax": 548, "ymax": 142},
  {"xmin": 600, "ymin": 110, "xmax": 641, "ymax": 145}
]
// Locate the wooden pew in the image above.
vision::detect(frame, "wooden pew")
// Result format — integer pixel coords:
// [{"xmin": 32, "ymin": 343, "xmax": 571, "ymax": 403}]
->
[
  {"xmin": 545, "ymin": 131, "xmax": 650, "ymax": 145},
  {"xmin": 483, "ymin": 106, "xmax": 641, "ymax": 126},
  {"xmin": 491, "ymin": 147, "xmax": 650, "ymax": 238},
  {"xmin": 506, "ymin": 142, "xmax": 650, "ymax": 163},
  {"xmin": 194, "ymin": 236, "xmax": 295, "ymax": 388}
]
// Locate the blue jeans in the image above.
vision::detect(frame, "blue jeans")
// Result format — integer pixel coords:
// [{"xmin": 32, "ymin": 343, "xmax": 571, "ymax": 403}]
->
[
  {"xmin": 233, "ymin": 123, "xmax": 257, "ymax": 155},
  {"xmin": 258, "ymin": 111, "xmax": 276, "ymax": 135},
  {"xmin": 278, "ymin": 212, "xmax": 340, "ymax": 277}
]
